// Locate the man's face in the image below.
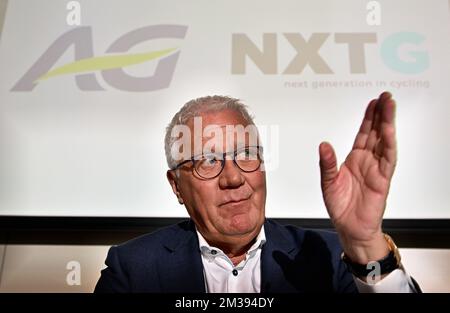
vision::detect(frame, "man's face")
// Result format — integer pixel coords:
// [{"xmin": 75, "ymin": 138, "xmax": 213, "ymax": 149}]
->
[{"xmin": 167, "ymin": 109, "xmax": 266, "ymax": 246}]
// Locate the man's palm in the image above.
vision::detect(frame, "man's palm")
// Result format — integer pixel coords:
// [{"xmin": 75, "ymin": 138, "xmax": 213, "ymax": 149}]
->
[{"xmin": 319, "ymin": 92, "xmax": 397, "ymax": 244}]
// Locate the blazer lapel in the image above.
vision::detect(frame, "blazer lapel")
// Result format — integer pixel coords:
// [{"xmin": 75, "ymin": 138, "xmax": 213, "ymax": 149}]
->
[
  {"xmin": 159, "ymin": 220, "xmax": 206, "ymax": 293},
  {"xmin": 261, "ymin": 219, "xmax": 300, "ymax": 293}
]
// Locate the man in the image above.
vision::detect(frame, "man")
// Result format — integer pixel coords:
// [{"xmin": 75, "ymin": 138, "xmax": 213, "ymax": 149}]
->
[{"xmin": 95, "ymin": 92, "xmax": 419, "ymax": 292}]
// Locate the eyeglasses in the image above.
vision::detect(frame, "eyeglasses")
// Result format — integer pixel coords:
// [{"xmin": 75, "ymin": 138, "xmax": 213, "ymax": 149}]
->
[{"xmin": 172, "ymin": 146, "xmax": 263, "ymax": 180}]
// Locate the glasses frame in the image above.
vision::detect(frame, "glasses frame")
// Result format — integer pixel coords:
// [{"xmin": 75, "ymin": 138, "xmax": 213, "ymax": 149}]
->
[{"xmin": 171, "ymin": 145, "xmax": 263, "ymax": 180}]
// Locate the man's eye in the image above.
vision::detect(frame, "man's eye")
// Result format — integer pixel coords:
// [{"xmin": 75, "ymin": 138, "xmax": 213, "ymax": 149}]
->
[
  {"xmin": 206, "ymin": 158, "xmax": 217, "ymax": 164},
  {"xmin": 237, "ymin": 148, "xmax": 255, "ymax": 160},
  {"xmin": 203, "ymin": 156, "xmax": 219, "ymax": 166}
]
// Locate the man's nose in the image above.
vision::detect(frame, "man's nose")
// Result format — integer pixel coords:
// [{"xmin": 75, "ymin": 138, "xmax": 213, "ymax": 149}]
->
[{"xmin": 218, "ymin": 160, "xmax": 245, "ymax": 189}]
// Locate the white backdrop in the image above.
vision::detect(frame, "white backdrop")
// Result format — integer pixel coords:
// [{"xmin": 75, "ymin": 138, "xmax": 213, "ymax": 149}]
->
[{"xmin": 0, "ymin": 0, "xmax": 449, "ymax": 218}]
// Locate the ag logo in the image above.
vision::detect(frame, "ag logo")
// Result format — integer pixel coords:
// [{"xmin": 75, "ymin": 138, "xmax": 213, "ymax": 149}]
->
[{"xmin": 12, "ymin": 25, "xmax": 187, "ymax": 92}]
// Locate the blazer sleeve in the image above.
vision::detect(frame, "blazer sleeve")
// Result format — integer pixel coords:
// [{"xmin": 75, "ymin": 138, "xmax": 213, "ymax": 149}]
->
[
  {"xmin": 94, "ymin": 246, "xmax": 130, "ymax": 293},
  {"xmin": 335, "ymin": 256, "xmax": 359, "ymax": 293}
]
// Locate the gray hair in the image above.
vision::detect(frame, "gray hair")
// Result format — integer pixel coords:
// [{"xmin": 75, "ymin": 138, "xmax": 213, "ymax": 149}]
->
[{"xmin": 164, "ymin": 95, "xmax": 255, "ymax": 169}]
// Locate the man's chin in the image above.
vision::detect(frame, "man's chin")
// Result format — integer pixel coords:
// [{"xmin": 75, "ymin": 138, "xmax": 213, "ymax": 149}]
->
[{"xmin": 225, "ymin": 215, "xmax": 262, "ymax": 236}]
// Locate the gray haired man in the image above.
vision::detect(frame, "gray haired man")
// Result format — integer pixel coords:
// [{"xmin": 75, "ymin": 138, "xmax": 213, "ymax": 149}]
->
[{"xmin": 96, "ymin": 92, "xmax": 419, "ymax": 293}]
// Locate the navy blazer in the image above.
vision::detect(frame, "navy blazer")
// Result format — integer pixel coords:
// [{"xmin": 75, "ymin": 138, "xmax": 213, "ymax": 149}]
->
[{"xmin": 95, "ymin": 219, "xmax": 357, "ymax": 293}]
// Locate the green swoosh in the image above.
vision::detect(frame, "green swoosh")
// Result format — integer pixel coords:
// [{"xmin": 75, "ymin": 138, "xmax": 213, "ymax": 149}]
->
[{"xmin": 36, "ymin": 47, "xmax": 178, "ymax": 81}]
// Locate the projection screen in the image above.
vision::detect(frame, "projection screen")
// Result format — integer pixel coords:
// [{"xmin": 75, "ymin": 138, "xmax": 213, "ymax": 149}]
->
[{"xmin": 0, "ymin": 0, "xmax": 449, "ymax": 219}]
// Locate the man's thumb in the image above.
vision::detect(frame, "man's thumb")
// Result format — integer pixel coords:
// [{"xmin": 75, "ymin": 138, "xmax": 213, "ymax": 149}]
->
[{"xmin": 319, "ymin": 142, "xmax": 338, "ymax": 190}]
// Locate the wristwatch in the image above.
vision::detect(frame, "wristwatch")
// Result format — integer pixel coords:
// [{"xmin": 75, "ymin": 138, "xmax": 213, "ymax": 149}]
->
[{"xmin": 341, "ymin": 233, "xmax": 402, "ymax": 277}]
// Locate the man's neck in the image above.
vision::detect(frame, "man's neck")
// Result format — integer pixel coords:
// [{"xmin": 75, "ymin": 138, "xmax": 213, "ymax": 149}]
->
[
  {"xmin": 220, "ymin": 238, "xmax": 256, "ymax": 266},
  {"xmin": 197, "ymin": 224, "xmax": 263, "ymax": 265}
]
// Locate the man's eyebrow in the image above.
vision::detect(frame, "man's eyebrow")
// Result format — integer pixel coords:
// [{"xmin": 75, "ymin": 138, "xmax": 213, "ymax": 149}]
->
[
  {"xmin": 191, "ymin": 151, "xmax": 222, "ymax": 160},
  {"xmin": 193, "ymin": 146, "xmax": 254, "ymax": 159}
]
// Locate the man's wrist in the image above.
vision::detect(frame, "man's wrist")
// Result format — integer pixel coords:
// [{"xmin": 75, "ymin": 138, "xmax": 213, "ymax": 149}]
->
[
  {"xmin": 341, "ymin": 233, "xmax": 402, "ymax": 278},
  {"xmin": 341, "ymin": 232, "xmax": 389, "ymax": 264}
]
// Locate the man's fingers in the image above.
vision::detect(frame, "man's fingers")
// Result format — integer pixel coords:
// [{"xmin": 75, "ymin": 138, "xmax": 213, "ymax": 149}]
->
[
  {"xmin": 381, "ymin": 96, "xmax": 396, "ymax": 126},
  {"xmin": 379, "ymin": 115, "xmax": 397, "ymax": 178},
  {"xmin": 372, "ymin": 95, "xmax": 396, "ymax": 178},
  {"xmin": 352, "ymin": 98, "xmax": 378, "ymax": 149},
  {"xmin": 319, "ymin": 142, "xmax": 338, "ymax": 191},
  {"xmin": 365, "ymin": 92, "xmax": 392, "ymax": 151},
  {"xmin": 379, "ymin": 128, "xmax": 397, "ymax": 179}
]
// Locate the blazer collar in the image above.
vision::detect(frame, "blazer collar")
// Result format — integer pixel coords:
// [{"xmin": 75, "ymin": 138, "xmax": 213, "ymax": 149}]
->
[
  {"xmin": 159, "ymin": 220, "xmax": 206, "ymax": 293},
  {"xmin": 159, "ymin": 219, "xmax": 303, "ymax": 293},
  {"xmin": 163, "ymin": 219, "xmax": 198, "ymax": 252},
  {"xmin": 261, "ymin": 219, "xmax": 300, "ymax": 292}
]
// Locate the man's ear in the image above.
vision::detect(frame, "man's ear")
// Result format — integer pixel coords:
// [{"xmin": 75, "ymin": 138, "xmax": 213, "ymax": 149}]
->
[{"xmin": 167, "ymin": 170, "xmax": 184, "ymax": 205}]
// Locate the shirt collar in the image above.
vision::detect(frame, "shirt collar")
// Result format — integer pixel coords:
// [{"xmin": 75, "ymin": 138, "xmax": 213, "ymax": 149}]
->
[{"xmin": 196, "ymin": 225, "xmax": 266, "ymax": 258}]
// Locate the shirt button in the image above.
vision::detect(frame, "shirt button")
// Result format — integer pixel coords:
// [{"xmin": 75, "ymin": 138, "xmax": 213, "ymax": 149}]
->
[
  {"xmin": 210, "ymin": 250, "xmax": 217, "ymax": 255},
  {"xmin": 232, "ymin": 269, "xmax": 238, "ymax": 276}
]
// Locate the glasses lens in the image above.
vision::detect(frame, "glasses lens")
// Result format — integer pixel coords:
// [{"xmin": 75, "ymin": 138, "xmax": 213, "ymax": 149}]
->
[
  {"xmin": 235, "ymin": 147, "xmax": 261, "ymax": 172},
  {"xmin": 193, "ymin": 147, "xmax": 262, "ymax": 179},
  {"xmin": 195, "ymin": 155, "xmax": 223, "ymax": 179}
]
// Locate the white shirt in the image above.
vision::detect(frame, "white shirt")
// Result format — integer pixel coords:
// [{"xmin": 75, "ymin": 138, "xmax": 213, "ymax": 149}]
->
[
  {"xmin": 197, "ymin": 226, "xmax": 266, "ymax": 293},
  {"xmin": 196, "ymin": 226, "xmax": 417, "ymax": 293}
]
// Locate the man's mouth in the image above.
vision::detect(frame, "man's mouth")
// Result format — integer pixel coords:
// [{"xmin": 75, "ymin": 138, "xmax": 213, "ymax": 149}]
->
[{"xmin": 219, "ymin": 195, "xmax": 251, "ymax": 207}]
